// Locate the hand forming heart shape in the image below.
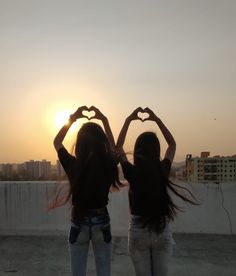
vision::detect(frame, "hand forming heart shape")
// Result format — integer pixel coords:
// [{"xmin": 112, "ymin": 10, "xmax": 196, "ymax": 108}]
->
[
  {"xmin": 137, "ymin": 110, "xmax": 150, "ymax": 122},
  {"xmin": 82, "ymin": 109, "xmax": 96, "ymax": 120}
]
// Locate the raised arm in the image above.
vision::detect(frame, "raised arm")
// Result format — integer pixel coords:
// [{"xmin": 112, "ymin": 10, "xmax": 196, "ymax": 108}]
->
[
  {"xmin": 116, "ymin": 107, "xmax": 143, "ymax": 163},
  {"xmin": 53, "ymin": 106, "xmax": 89, "ymax": 152},
  {"xmin": 144, "ymin": 107, "xmax": 176, "ymax": 163},
  {"xmin": 89, "ymin": 106, "xmax": 116, "ymax": 154}
]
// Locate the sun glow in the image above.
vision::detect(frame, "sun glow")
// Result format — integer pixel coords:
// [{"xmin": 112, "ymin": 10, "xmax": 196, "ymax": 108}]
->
[
  {"xmin": 45, "ymin": 103, "xmax": 88, "ymax": 138},
  {"xmin": 55, "ymin": 110, "xmax": 71, "ymax": 129},
  {"xmin": 44, "ymin": 99, "xmax": 79, "ymax": 133},
  {"xmin": 54, "ymin": 110, "xmax": 81, "ymax": 133}
]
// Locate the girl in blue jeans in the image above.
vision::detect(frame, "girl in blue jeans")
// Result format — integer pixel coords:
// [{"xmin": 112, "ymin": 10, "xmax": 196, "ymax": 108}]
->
[
  {"xmin": 52, "ymin": 106, "xmax": 121, "ymax": 276},
  {"xmin": 116, "ymin": 107, "xmax": 197, "ymax": 276}
]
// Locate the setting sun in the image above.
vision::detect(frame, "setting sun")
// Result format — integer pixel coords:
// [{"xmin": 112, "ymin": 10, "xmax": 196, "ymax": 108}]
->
[
  {"xmin": 45, "ymin": 103, "xmax": 85, "ymax": 137},
  {"xmin": 55, "ymin": 110, "xmax": 71, "ymax": 129},
  {"xmin": 54, "ymin": 110, "xmax": 81, "ymax": 134}
]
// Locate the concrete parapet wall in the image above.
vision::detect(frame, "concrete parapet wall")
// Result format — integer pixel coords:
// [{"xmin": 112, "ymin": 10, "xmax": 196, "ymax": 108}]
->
[{"xmin": 0, "ymin": 181, "xmax": 235, "ymax": 235}]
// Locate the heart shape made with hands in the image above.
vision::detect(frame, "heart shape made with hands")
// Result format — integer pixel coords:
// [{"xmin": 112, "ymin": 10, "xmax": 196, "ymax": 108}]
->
[
  {"xmin": 82, "ymin": 109, "xmax": 96, "ymax": 120},
  {"xmin": 137, "ymin": 111, "xmax": 150, "ymax": 122}
]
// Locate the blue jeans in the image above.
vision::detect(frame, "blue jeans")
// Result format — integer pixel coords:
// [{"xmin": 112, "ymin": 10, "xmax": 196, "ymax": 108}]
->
[
  {"xmin": 68, "ymin": 213, "xmax": 112, "ymax": 276},
  {"xmin": 128, "ymin": 215, "xmax": 173, "ymax": 276}
]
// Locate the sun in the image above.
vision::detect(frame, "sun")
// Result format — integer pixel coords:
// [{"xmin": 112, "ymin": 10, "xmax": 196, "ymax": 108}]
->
[
  {"xmin": 55, "ymin": 110, "xmax": 71, "ymax": 129},
  {"xmin": 45, "ymin": 105, "xmax": 83, "ymax": 135},
  {"xmin": 53, "ymin": 109, "xmax": 82, "ymax": 134}
]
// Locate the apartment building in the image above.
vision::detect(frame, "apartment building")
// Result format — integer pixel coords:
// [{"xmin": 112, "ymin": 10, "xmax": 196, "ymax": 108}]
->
[
  {"xmin": 25, "ymin": 160, "xmax": 51, "ymax": 179},
  {"xmin": 56, "ymin": 160, "xmax": 66, "ymax": 178},
  {"xmin": 186, "ymin": 152, "xmax": 236, "ymax": 182}
]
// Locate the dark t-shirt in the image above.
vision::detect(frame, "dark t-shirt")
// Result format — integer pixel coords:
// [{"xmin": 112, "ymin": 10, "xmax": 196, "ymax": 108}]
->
[
  {"xmin": 121, "ymin": 159, "xmax": 171, "ymax": 215},
  {"xmin": 58, "ymin": 147, "xmax": 113, "ymax": 210}
]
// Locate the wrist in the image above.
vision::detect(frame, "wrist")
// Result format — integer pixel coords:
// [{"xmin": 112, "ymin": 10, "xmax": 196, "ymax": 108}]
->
[
  {"xmin": 100, "ymin": 116, "xmax": 108, "ymax": 124},
  {"xmin": 69, "ymin": 114, "xmax": 76, "ymax": 123},
  {"xmin": 155, "ymin": 117, "xmax": 162, "ymax": 123},
  {"xmin": 126, "ymin": 117, "xmax": 132, "ymax": 123}
]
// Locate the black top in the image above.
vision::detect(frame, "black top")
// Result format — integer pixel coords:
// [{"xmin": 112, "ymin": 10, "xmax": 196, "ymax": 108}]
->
[
  {"xmin": 121, "ymin": 159, "xmax": 171, "ymax": 215},
  {"xmin": 58, "ymin": 147, "xmax": 113, "ymax": 211}
]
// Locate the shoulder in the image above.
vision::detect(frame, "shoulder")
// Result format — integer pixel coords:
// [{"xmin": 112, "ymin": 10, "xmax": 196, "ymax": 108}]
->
[
  {"xmin": 57, "ymin": 146, "xmax": 70, "ymax": 159},
  {"xmin": 57, "ymin": 147, "xmax": 75, "ymax": 171}
]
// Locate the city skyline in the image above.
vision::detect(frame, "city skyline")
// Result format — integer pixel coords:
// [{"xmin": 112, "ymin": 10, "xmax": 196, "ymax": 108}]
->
[
  {"xmin": 1, "ymin": 151, "xmax": 236, "ymax": 166},
  {"xmin": 1, "ymin": 152, "xmax": 236, "ymax": 183},
  {"xmin": 1, "ymin": 0, "xmax": 236, "ymax": 163}
]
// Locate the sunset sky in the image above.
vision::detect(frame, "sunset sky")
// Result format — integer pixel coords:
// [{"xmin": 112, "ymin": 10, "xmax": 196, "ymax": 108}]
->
[{"xmin": 1, "ymin": 0, "xmax": 235, "ymax": 163}]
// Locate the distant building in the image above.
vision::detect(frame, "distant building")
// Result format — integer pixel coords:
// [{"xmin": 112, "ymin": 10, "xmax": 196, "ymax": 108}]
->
[
  {"xmin": 25, "ymin": 160, "xmax": 51, "ymax": 179},
  {"xmin": 56, "ymin": 160, "xmax": 66, "ymax": 178},
  {"xmin": 0, "ymin": 163, "xmax": 20, "ymax": 179},
  {"xmin": 186, "ymin": 152, "xmax": 236, "ymax": 183},
  {"xmin": 1, "ymin": 163, "xmax": 13, "ymax": 178},
  {"xmin": 40, "ymin": 160, "xmax": 51, "ymax": 178},
  {"xmin": 174, "ymin": 165, "xmax": 187, "ymax": 181}
]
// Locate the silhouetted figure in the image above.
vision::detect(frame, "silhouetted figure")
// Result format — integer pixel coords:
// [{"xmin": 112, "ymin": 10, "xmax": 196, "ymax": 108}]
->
[
  {"xmin": 116, "ymin": 107, "xmax": 197, "ymax": 276},
  {"xmin": 53, "ymin": 106, "xmax": 120, "ymax": 276}
]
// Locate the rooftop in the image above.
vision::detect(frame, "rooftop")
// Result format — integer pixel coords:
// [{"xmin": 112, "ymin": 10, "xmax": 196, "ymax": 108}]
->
[{"xmin": 1, "ymin": 234, "xmax": 235, "ymax": 276}]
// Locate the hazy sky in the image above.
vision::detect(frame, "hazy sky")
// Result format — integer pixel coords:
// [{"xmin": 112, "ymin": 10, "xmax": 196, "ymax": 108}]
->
[{"xmin": 0, "ymin": 0, "xmax": 235, "ymax": 163}]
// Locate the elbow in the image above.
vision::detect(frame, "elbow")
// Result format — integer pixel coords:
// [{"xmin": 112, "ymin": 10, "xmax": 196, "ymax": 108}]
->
[
  {"xmin": 53, "ymin": 138, "xmax": 62, "ymax": 151},
  {"xmin": 53, "ymin": 140, "xmax": 58, "ymax": 151},
  {"xmin": 53, "ymin": 137, "xmax": 58, "ymax": 148},
  {"xmin": 172, "ymin": 140, "xmax": 176, "ymax": 148},
  {"xmin": 169, "ymin": 140, "xmax": 176, "ymax": 152},
  {"xmin": 172, "ymin": 141, "xmax": 176, "ymax": 151}
]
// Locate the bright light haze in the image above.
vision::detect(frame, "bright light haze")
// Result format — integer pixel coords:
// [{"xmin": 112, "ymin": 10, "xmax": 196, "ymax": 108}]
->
[{"xmin": 1, "ymin": 0, "xmax": 235, "ymax": 163}]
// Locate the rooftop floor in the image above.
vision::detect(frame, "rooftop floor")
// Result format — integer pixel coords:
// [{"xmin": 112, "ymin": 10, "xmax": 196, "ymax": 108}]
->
[{"xmin": 0, "ymin": 234, "xmax": 236, "ymax": 276}]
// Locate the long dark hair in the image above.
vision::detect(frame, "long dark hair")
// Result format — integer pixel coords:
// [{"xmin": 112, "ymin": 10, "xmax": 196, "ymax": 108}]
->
[
  {"xmin": 69, "ymin": 122, "xmax": 119, "ymax": 202},
  {"xmin": 133, "ymin": 132, "xmax": 197, "ymax": 233},
  {"xmin": 48, "ymin": 122, "xmax": 120, "ymax": 210}
]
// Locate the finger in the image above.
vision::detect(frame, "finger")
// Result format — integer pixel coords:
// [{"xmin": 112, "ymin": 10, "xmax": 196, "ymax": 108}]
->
[
  {"xmin": 143, "ymin": 107, "xmax": 150, "ymax": 112},
  {"xmin": 89, "ymin": 115, "xmax": 96, "ymax": 120},
  {"xmin": 132, "ymin": 107, "xmax": 141, "ymax": 114},
  {"xmin": 90, "ymin": 105, "xmax": 98, "ymax": 111},
  {"xmin": 132, "ymin": 110, "xmax": 141, "ymax": 118},
  {"xmin": 80, "ymin": 105, "xmax": 89, "ymax": 110},
  {"xmin": 136, "ymin": 107, "xmax": 143, "ymax": 113}
]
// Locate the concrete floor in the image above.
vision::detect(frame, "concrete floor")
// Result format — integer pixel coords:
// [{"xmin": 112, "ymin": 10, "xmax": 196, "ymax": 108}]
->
[{"xmin": 0, "ymin": 234, "xmax": 236, "ymax": 276}]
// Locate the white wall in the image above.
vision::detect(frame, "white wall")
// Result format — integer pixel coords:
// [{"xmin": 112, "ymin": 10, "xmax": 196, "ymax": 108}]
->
[
  {"xmin": 0, "ymin": 181, "xmax": 235, "ymax": 235},
  {"xmin": 171, "ymin": 182, "xmax": 236, "ymax": 235}
]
